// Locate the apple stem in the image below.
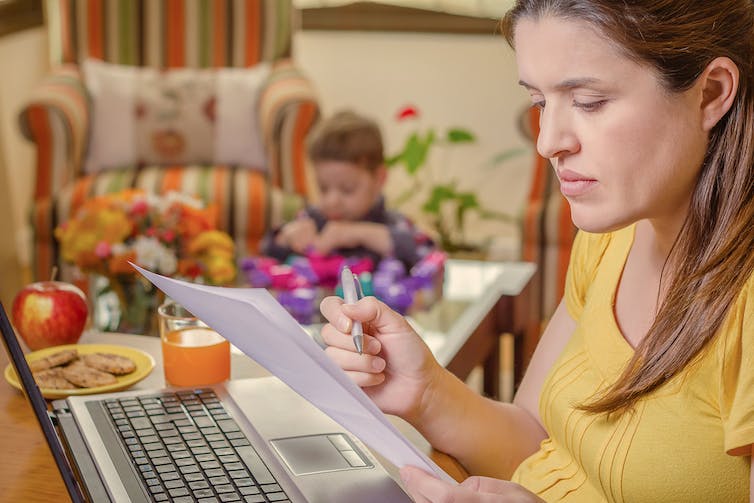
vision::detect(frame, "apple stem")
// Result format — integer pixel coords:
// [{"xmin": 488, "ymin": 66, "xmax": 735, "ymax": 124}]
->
[{"xmin": 50, "ymin": 266, "xmax": 58, "ymax": 282}]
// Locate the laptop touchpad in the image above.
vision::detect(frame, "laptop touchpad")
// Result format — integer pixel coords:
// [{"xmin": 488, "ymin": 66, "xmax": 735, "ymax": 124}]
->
[{"xmin": 271, "ymin": 433, "xmax": 374, "ymax": 476}]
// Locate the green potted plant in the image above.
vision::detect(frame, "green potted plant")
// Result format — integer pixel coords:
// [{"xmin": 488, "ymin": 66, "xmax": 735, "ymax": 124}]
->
[{"xmin": 387, "ymin": 105, "xmax": 525, "ymax": 254}]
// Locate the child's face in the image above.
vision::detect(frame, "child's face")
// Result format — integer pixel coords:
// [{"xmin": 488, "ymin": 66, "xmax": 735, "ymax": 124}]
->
[{"xmin": 314, "ymin": 160, "xmax": 386, "ymax": 221}]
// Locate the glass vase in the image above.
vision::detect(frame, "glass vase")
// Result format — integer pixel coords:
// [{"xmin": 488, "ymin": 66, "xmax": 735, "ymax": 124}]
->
[{"xmin": 90, "ymin": 274, "xmax": 162, "ymax": 336}]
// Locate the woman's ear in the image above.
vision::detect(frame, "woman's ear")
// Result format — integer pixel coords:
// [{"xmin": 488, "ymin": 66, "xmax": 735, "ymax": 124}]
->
[{"xmin": 700, "ymin": 56, "xmax": 739, "ymax": 131}]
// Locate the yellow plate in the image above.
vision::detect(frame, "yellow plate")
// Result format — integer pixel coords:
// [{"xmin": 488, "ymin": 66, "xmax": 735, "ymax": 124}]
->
[{"xmin": 4, "ymin": 343, "xmax": 155, "ymax": 400}]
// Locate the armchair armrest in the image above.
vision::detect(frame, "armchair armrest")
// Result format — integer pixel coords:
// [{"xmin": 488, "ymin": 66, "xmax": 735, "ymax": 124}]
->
[
  {"xmin": 259, "ymin": 59, "xmax": 320, "ymax": 198},
  {"xmin": 18, "ymin": 64, "xmax": 89, "ymax": 202}
]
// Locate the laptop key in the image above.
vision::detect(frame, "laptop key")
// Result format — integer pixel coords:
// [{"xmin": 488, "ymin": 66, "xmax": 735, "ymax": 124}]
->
[
  {"xmin": 215, "ymin": 419, "xmax": 240, "ymax": 433},
  {"xmin": 159, "ymin": 471, "xmax": 181, "ymax": 482},
  {"xmin": 184, "ymin": 472, "xmax": 205, "ymax": 482},
  {"xmin": 164, "ymin": 479, "xmax": 187, "ymax": 489},
  {"xmin": 215, "ymin": 484, "xmax": 237, "ymax": 493},
  {"xmin": 205, "ymin": 468, "xmax": 225, "ymax": 478},
  {"xmin": 267, "ymin": 493, "xmax": 289, "ymax": 502},
  {"xmin": 261, "ymin": 484, "xmax": 282, "ymax": 493},
  {"xmin": 219, "ymin": 493, "xmax": 241, "ymax": 502},
  {"xmin": 189, "ymin": 480, "xmax": 210, "ymax": 490},
  {"xmin": 227, "ymin": 470, "xmax": 250, "ymax": 480},
  {"xmin": 243, "ymin": 495, "xmax": 265, "ymax": 503},
  {"xmin": 197, "ymin": 498, "xmax": 219, "ymax": 503},
  {"xmin": 168, "ymin": 487, "xmax": 189, "ymax": 498},
  {"xmin": 208, "ymin": 475, "xmax": 230, "ymax": 485},
  {"xmin": 235, "ymin": 446, "xmax": 275, "ymax": 485},
  {"xmin": 193, "ymin": 488, "xmax": 215, "ymax": 498},
  {"xmin": 153, "ymin": 494, "xmax": 169, "ymax": 502},
  {"xmin": 238, "ymin": 486, "xmax": 260, "ymax": 495}
]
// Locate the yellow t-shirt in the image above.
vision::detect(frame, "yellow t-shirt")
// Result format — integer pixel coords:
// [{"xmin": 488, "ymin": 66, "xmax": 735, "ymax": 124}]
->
[{"xmin": 511, "ymin": 226, "xmax": 752, "ymax": 502}]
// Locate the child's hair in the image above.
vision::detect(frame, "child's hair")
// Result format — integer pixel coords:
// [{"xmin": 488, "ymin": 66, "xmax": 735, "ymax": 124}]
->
[{"xmin": 307, "ymin": 110, "xmax": 384, "ymax": 172}]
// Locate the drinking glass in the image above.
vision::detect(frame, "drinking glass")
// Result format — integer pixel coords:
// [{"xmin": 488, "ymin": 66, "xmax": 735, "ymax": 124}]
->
[{"xmin": 157, "ymin": 300, "xmax": 230, "ymax": 386}]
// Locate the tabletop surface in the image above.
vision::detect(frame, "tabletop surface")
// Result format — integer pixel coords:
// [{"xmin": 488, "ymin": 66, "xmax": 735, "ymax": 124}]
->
[{"xmin": 0, "ymin": 259, "xmax": 534, "ymax": 500}]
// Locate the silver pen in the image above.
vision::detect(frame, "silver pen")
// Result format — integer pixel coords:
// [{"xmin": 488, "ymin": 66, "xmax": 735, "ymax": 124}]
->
[{"xmin": 340, "ymin": 266, "xmax": 364, "ymax": 354}]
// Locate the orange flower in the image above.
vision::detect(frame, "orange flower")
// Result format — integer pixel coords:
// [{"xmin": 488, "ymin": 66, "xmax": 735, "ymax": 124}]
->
[
  {"xmin": 109, "ymin": 252, "xmax": 138, "ymax": 275},
  {"xmin": 55, "ymin": 189, "xmax": 236, "ymax": 285}
]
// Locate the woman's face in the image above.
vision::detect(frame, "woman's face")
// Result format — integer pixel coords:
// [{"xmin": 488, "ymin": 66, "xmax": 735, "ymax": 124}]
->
[{"xmin": 515, "ymin": 16, "xmax": 709, "ymax": 233}]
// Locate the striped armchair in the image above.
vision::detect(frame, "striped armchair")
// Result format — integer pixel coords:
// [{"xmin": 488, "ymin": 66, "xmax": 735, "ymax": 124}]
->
[
  {"xmin": 518, "ymin": 107, "xmax": 576, "ymax": 369},
  {"xmin": 19, "ymin": 0, "xmax": 319, "ymax": 281}
]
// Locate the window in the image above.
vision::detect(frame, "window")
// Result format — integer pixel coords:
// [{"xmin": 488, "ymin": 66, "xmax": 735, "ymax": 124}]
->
[{"xmin": 0, "ymin": 0, "xmax": 43, "ymax": 37}]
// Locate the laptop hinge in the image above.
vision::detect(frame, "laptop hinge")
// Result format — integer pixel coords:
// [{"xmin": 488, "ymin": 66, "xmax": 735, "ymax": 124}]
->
[{"xmin": 54, "ymin": 406, "xmax": 113, "ymax": 502}]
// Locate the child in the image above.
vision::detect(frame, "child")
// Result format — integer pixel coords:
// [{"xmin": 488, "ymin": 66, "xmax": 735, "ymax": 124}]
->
[{"xmin": 261, "ymin": 110, "xmax": 434, "ymax": 269}]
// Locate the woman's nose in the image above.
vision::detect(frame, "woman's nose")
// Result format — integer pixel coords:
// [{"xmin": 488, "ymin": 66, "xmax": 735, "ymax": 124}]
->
[{"xmin": 536, "ymin": 107, "xmax": 579, "ymax": 159}]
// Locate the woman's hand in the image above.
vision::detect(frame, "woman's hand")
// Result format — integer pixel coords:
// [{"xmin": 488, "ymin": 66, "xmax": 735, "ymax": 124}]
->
[
  {"xmin": 319, "ymin": 295, "xmax": 443, "ymax": 422},
  {"xmin": 400, "ymin": 467, "xmax": 545, "ymax": 502}
]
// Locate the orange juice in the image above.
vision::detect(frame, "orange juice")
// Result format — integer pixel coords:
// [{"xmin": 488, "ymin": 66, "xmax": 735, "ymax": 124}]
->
[{"xmin": 162, "ymin": 327, "xmax": 230, "ymax": 386}]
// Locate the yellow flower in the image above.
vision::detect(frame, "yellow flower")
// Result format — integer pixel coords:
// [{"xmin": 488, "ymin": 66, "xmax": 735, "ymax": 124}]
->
[{"xmin": 188, "ymin": 230, "xmax": 235, "ymax": 256}]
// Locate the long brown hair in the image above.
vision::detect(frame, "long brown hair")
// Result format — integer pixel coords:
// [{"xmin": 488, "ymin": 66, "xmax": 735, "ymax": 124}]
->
[{"xmin": 502, "ymin": 1, "xmax": 754, "ymax": 414}]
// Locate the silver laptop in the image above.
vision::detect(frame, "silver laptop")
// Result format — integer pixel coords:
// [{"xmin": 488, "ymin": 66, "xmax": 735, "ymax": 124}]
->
[{"xmin": 0, "ymin": 302, "xmax": 412, "ymax": 502}]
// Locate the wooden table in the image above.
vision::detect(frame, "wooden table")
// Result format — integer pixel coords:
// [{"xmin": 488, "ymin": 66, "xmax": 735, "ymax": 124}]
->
[{"xmin": 0, "ymin": 260, "xmax": 534, "ymax": 500}]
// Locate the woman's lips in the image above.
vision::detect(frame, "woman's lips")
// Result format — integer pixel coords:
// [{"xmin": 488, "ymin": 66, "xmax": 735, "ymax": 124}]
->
[{"xmin": 557, "ymin": 169, "xmax": 598, "ymax": 197}]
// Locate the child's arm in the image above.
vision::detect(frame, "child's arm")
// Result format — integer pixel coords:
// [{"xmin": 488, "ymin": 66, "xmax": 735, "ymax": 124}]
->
[{"xmin": 314, "ymin": 221, "xmax": 393, "ymax": 257}]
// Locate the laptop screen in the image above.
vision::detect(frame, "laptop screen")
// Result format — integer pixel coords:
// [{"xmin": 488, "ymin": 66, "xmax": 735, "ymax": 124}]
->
[{"xmin": 0, "ymin": 301, "xmax": 86, "ymax": 503}]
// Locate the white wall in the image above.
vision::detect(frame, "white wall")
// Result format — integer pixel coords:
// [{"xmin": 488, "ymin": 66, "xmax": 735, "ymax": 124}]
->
[
  {"xmin": 0, "ymin": 27, "xmax": 48, "ymax": 265},
  {"xmin": 293, "ymin": 30, "xmax": 533, "ymax": 253}
]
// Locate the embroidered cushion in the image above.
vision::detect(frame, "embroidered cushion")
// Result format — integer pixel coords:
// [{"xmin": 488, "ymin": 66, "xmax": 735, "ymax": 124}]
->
[{"xmin": 83, "ymin": 58, "xmax": 270, "ymax": 173}]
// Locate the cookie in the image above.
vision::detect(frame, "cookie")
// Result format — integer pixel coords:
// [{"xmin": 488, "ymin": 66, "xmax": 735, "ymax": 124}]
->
[
  {"xmin": 33, "ymin": 368, "xmax": 76, "ymax": 390},
  {"xmin": 82, "ymin": 353, "xmax": 136, "ymax": 375},
  {"xmin": 28, "ymin": 348, "xmax": 79, "ymax": 372},
  {"xmin": 61, "ymin": 361, "xmax": 117, "ymax": 388}
]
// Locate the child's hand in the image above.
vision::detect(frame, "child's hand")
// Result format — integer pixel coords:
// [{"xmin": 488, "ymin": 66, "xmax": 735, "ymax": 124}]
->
[
  {"xmin": 314, "ymin": 222, "xmax": 392, "ymax": 256},
  {"xmin": 313, "ymin": 221, "xmax": 359, "ymax": 255},
  {"xmin": 275, "ymin": 217, "xmax": 318, "ymax": 254}
]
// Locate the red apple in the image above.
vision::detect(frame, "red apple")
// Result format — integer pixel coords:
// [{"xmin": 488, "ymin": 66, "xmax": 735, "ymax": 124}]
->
[{"xmin": 11, "ymin": 281, "xmax": 89, "ymax": 350}]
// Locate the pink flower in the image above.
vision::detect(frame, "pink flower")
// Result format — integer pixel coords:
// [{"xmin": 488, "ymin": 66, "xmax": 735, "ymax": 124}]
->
[
  {"xmin": 162, "ymin": 229, "xmax": 176, "ymax": 243},
  {"xmin": 131, "ymin": 199, "xmax": 148, "ymax": 216},
  {"xmin": 146, "ymin": 227, "xmax": 157, "ymax": 238},
  {"xmin": 94, "ymin": 241, "xmax": 111, "ymax": 258},
  {"xmin": 396, "ymin": 105, "xmax": 419, "ymax": 121}
]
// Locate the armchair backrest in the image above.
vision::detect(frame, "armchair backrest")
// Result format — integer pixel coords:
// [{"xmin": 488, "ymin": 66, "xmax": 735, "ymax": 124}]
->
[{"xmin": 46, "ymin": 0, "xmax": 294, "ymax": 68}]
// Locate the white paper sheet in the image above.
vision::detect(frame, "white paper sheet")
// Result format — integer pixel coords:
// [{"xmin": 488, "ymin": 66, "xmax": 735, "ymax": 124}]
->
[{"xmin": 134, "ymin": 265, "xmax": 454, "ymax": 483}]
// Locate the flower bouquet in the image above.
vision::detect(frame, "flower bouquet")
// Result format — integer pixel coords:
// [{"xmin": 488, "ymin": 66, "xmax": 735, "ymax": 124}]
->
[{"xmin": 55, "ymin": 189, "xmax": 236, "ymax": 335}]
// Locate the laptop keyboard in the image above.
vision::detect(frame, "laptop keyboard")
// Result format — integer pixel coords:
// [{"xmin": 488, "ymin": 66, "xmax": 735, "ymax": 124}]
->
[{"xmin": 104, "ymin": 389, "xmax": 291, "ymax": 503}]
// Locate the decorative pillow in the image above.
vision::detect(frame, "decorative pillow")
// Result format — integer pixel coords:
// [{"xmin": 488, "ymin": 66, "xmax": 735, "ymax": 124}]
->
[{"xmin": 82, "ymin": 58, "xmax": 271, "ymax": 173}]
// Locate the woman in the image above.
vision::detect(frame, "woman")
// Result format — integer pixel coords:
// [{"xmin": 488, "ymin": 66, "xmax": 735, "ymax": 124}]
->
[{"xmin": 320, "ymin": 1, "xmax": 754, "ymax": 500}]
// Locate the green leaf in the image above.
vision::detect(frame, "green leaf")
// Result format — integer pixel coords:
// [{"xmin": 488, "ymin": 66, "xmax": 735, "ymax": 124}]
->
[
  {"xmin": 401, "ymin": 132, "xmax": 435, "ymax": 175},
  {"xmin": 454, "ymin": 192, "xmax": 479, "ymax": 229},
  {"xmin": 385, "ymin": 152, "xmax": 402, "ymax": 167},
  {"xmin": 422, "ymin": 185, "xmax": 456, "ymax": 214},
  {"xmin": 446, "ymin": 128, "xmax": 475, "ymax": 143},
  {"xmin": 485, "ymin": 147, "xmax": 527, "ymax": 167}
]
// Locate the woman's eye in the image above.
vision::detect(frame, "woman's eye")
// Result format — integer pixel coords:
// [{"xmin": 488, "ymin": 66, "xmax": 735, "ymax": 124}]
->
[
  {"xmin": 531, "ymin": 100, "xmax": 546, "ymax": 110},
  {"xmin": 573, "ymin": 99, "xmax": 607, "ymax": 112}
]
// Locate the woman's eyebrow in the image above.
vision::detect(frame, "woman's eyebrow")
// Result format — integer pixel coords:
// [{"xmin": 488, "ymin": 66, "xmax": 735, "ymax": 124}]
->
[{"xmin": 519, "ymin": 77, "xmax": 602, "ymax": 91}]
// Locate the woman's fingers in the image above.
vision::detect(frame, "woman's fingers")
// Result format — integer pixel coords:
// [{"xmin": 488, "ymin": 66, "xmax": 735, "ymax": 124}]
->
[
  {"xmin": 324, "ymin": 345, "xmax": 385, "ymax": 372},
  {"xmin": 320, "ymin": 294, "xmax": 412, "ymax": 335},
  {"xmin": 320, "ymin": 322, "xmax": 382, "ymax": 354}
]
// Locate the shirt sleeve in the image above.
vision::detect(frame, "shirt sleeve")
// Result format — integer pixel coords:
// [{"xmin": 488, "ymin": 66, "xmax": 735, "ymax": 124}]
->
[
  {"xmin": 564, "ymin": 230, "xmax": 611, "ymax": 320},
  {"xmin": 386, "ymin": 211, "xmax": 436, "ymax": 269},
  {"xmin": 720, "ymin": 272, "xmax": 754, "ymax": 455}
]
